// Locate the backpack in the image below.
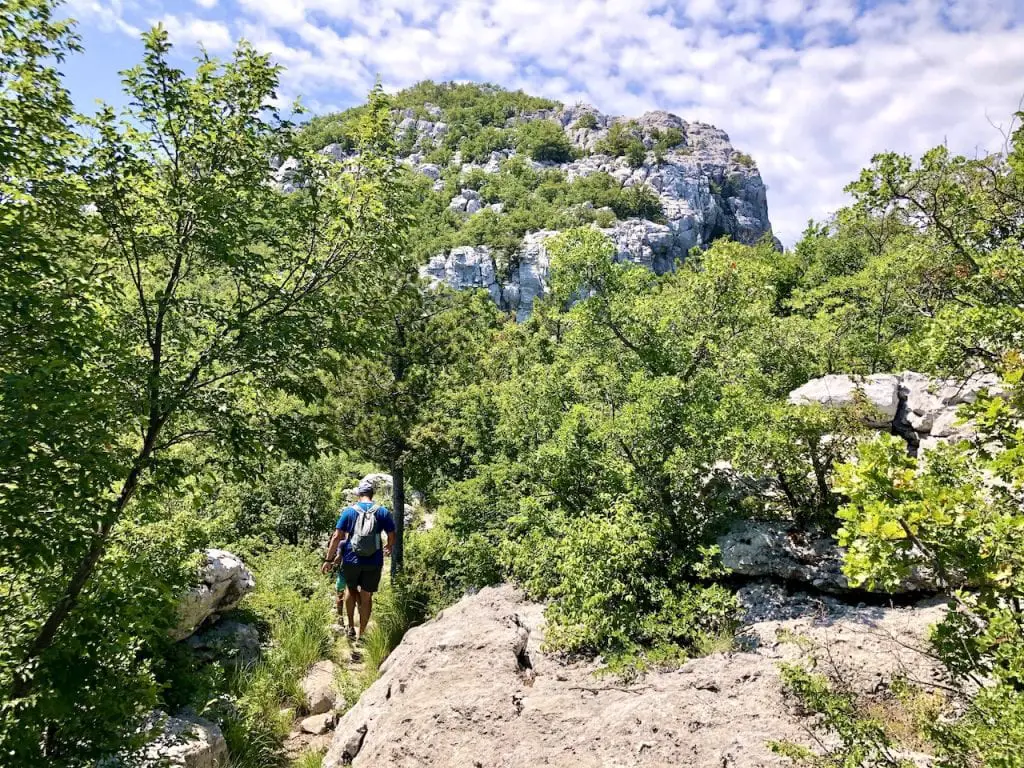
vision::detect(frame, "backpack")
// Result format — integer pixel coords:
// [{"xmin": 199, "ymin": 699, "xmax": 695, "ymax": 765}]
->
[{"xmin": 348, "ymin": 503, "xmax": 381, "ymax": 557}]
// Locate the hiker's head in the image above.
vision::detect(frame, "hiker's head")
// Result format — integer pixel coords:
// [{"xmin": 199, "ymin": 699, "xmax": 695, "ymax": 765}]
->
[{"xmin": 356, "ymin": 478, "xmax": 375, "ymax": 499}]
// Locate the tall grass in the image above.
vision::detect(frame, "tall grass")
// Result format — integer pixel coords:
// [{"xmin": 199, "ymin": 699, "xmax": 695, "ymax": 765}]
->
[
  {"xmin": 360, "ymin": 577, "xmax": 429, "ymax": 679},
  {"xmin": 220, "ymin": 546, "xmax": 335, "ymax": 768}
]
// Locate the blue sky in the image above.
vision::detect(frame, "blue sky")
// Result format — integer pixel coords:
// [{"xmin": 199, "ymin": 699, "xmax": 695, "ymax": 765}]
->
[{"xmin": 61, "ymin": 0, "xmax": 1024, "ymax": 245}]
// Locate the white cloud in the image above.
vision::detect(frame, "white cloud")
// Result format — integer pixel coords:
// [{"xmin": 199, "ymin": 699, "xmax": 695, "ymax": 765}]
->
[
  {"xmin": 72, "ymin": 0, "xmax": 1024, "ymax": 245},
  {"xmin": 196, "ymin": 0, "xmax": 218, "ymax": 8},
  {"xmin": 156, "ymin": 14, "xmax": 233, "ymax": 51}
]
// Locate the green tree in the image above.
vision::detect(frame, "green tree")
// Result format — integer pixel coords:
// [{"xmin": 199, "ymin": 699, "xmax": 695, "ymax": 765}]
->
[{"xmin": 1, "ymin": 25, "xmax": 409, "ymax": 762}]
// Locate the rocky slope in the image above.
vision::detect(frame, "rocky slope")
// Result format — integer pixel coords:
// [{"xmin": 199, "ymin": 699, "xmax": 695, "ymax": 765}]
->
[
  {"xmin": 288, "ymin": 85, "xmax": 777, "ymax": 320},
  {"xmin": 420, "ymin": 106, "xmax": 775, "ymax": 319},
  {"xmin": 323, "ymin": 585, "xmax": 945, "ymax": 768}
]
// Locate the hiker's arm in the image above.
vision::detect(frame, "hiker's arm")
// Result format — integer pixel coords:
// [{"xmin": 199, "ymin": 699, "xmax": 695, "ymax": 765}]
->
[
  {"xmin": 384, "ymin": 530, "xmax": 396, "ymax": 556},
  {"xmin": 320, "ymin": 529, "xmax": 344, "ymax": 574}
]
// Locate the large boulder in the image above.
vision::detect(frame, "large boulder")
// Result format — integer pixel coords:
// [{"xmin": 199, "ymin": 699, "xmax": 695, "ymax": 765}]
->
[
  {"xmin": 324, "ymin": 585, "xmax": 945, "ymax": 768},
  {"xmin": 171, "ymin": 550, "xmax": 255, "ymax": 641},
  {"xmin": 140, "ymin": 712, "xmax": 228, "ymax": 768},
  {"xmin": 787, "ymin": 373, "xmax": 901, "ymax": 427}
]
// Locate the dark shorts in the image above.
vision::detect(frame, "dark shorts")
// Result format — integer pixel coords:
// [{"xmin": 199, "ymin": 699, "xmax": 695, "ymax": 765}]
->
[{"xmin": 342, "ymin": 563, "xmax": 383, "ymax": 593}]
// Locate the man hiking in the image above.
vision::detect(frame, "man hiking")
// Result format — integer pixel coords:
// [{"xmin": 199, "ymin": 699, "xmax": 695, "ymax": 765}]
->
[{"xmin": 321, "ymin": 478, "xmax": 396, "ymax": 640}]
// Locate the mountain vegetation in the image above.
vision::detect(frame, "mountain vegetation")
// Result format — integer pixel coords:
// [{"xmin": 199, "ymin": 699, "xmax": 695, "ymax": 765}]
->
[{"xmin": 1, "ymin": 1, "xmax": 1022, "ymax": 766}]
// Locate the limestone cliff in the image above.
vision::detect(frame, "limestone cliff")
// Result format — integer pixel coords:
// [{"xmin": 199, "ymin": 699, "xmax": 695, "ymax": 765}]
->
[{"xmin": 416, "ymin": 105, "xmax": 776, "ymax": 319}]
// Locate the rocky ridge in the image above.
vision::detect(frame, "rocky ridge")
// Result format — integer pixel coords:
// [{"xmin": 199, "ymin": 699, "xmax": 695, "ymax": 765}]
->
[
  {"xmin": 419, "ymin": 105, "xmax": 775, "ymax": 319},
  {"xmin": 323, "ymin": 585, "xmax": 946, "ymax": 768},
  {"xmin": 279, "ymin": 97, "xmax": 776, "ymax": 320},
  {"xmin": 788, "ymin": 370, "xmax": 1006, "ymax": 454}
]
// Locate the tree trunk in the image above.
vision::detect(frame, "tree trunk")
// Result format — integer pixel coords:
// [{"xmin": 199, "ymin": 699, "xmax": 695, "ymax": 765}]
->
[{"xmin": 391, "ymin": 459, "xmax": 405, "ymax": 576}]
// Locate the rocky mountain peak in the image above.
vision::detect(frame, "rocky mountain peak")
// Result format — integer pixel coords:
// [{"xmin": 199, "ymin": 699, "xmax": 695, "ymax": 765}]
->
[{"xmin": 290, "ymin": 82, "xmax": 777, "ymax": 319}]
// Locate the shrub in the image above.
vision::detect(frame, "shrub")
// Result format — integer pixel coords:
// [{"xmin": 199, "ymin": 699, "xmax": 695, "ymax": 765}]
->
[
  {"xmin": 594, "ymin": 120, "xmax": 640, "ymax": 157},
  {"xmin": 613, "ymin": 183, "xmax": 663, "ymax": 221},
  {"xmin": 654, "ymin": 127, "xmax": 684, "ymax": 153},
  {"xmin": 515, "ymin": 119, "xmax": 574, "ymax": 163},
  {"xmin": 734, "ymin": 151, "xmax": 755, "ymax": 167},
  {"xmin": 573, "ymin": 112, "xmax": 598, "ymax": 130},
  {"xmin": 625, "ymin": 140, "xmax": 646, "ymax": 168},
  {"xmin": 232, "ymin": 454, "xmax": 368, "ymax": 546},
  {"xmin": 461, "ymin": 126, "xmax": 512, "ymax": 164},
  {"xmin": 507, "ymin": 500, "xmax": 740, "ymax": 668}
]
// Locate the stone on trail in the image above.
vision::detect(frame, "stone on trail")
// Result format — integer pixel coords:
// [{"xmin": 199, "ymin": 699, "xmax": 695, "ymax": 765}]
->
[
  {"xmin": 301, "ymin": 659, "xmax": 339, "ymax": 715},
  {"xmin": 323, "ymin": 584, "xmax": 946, "ymax": 768},
  {"xmin": 300, "ymin": 712, "xmax": 337, "ymax": 735}
]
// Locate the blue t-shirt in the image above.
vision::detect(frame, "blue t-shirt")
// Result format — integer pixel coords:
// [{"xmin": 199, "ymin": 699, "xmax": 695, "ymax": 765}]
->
[{"xmin": 336, "ymin": 501, "xmax": 396, "ymax": 566}]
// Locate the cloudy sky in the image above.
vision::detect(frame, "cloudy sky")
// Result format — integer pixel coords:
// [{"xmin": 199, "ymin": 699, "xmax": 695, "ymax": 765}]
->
[{"xmin": 61, "ymin": 0, "xmax": 1024, "ymax": 246}]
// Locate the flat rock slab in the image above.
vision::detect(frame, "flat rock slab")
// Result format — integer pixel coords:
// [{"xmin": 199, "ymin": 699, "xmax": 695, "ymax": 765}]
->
[
  {"xmin": 324, "ymin": 585, "xmax": 946, "ymax": 768},
  {"xmin": 300, "ymin": 712, "xmax": 337, "ymax": 735}
]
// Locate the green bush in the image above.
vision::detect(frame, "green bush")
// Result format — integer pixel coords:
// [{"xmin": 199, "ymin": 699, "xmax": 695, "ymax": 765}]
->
[
  {"xmin": 734, "ymin": 151, "xmax": 755, "ymax": 167},
  {"xmin": 461, "ymin": 126, "xmax": 511, "ymax": 164},
  {"xmin": 232, "ymin": 454, "xmax": 369, "ymax": 546},
  {"xmin": 573, "ymin": 112, "xmax": 598, "ymax": 130},
  {"xmin": 626, "ymin": 140, "xmax": 646, "ymax": 168},
  {"xmin": 507, "ymin": 500, "xmax": 739, "ymax": 667},
  {"xmin": 615, "ymin": 184, "xmax": 663, "ymax": 221},
  {"xmin": 595, "ymin": 120, "xmax": 641, "ymax": 157},
  {"xmin": 515, "ymin": 119, "xmax": 574, "ymax": 163},
  {"xmin": 653, "ymin": 127, "xmax": 684, "ymax": 153}
]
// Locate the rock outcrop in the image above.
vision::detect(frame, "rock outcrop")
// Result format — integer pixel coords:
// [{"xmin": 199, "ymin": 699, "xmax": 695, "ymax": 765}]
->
[
  {"xmin": 276, "ymin": 96, "xmax": 776, "ymax": 320},
  {"xmin": 421, "ymin": 105, "xmax": 774, "ymax": 319},
  {"xmin": 185, "ymin": 619, "xmax": 260, "ymax": 668},
  {"xmin": 324, "ymin": 585, "xmax": 945, "ymax": 768},
  {"xmin": 718, "ymin": 519, "xmax": 938, "ymax": 594},
  {"xmin": 788, "ymin": 370, "xmax": 1006, "ymax": 454},
  {"xmin": 171, "ymin": 549, "xmax": 256, "ymax": 641}
]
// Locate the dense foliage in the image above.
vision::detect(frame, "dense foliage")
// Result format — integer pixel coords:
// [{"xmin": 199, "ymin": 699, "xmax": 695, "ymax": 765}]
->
[{"xmin": 2, "ymin": 3, "xmax": 1022, "ymax": 766}]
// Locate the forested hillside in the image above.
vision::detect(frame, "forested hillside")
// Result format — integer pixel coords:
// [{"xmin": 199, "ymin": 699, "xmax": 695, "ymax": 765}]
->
[{"xmin": 1, "ymin": 2, "xmax": 1022, "ymax": 767}]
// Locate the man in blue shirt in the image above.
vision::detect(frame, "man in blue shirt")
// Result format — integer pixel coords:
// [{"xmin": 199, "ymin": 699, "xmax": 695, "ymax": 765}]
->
[{"xmin": 321, "ymin": 478, "xmax": 396, "ymax": 640}]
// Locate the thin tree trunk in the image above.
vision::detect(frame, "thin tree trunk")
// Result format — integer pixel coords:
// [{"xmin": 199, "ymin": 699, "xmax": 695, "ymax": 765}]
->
[
  {"xmin": 11, "ymin": 451, "xmax": 150, "ymax": 698},
  {"xmin": 391, "ymin": 459, "xmax": 405, "ymax": 576}
]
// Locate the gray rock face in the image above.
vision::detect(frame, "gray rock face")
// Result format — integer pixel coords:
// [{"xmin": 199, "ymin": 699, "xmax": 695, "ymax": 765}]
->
[
  {"xmin": 419, "ymin": 105, "xmax": 774, "ymax": 318},
  {"xmin": 788, "ymin": 373, "xmax": 901, "ymax": 427},
  {"xmin": 787, "ymin": 370, "xmax": 1007, "ymax": 453},
  {"xmin": 139, "ymin": 712, "xmax": 228, "ymax": 768},
  {"xmin": 718, "ymin": 520, "xmax": 939, "ymax": 594},
  {"xmin": 172, "ymin": 550, "xmax": 255, "ymax": 641},
  {"xmin": 323, "ymin": 585, "xmax": 945, "ymax": 768}
]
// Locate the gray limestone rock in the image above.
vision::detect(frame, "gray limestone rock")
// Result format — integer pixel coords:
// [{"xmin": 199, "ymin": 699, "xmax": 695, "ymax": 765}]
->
[
  {"xmin": 788, "ymin": 374, "xmax": 901, "ymax": 427},
  {"xmin": 300, "ymin": 712, "xmax": 337, "ymax": 735},
  {"xmin": 301, "ymin": 660, "xmax": 339, "ymax": 716},
  {"xmin": 323, "ymin": 585, "xmax": 946, "ymax": 768},
  {"xmin": 718, "ymin": 520, "xmax": 939, "ymax": 594},
  {"xmin": 185, "ymin": 620, "xmax": 260, "ymax": 668},
  {"xmin": 137, "ymin": 712, "xmax": 228, "ymax": 768},
  {"xmin": 172, "ymin": 550, "xmax": 255, "ymax": 641}
]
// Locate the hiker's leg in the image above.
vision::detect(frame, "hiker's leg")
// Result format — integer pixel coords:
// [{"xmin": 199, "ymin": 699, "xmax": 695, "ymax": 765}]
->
[
  {"xmin": 345, "ymin": 587, "xmax": 357, "ymax": 629},
  {"xmin": 357, "ymin": 590, "xmax": 373, "ymax": 636},
  {"xmin": 356, "ymin": 566, "xmax": 382, "ymax": 638}
]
